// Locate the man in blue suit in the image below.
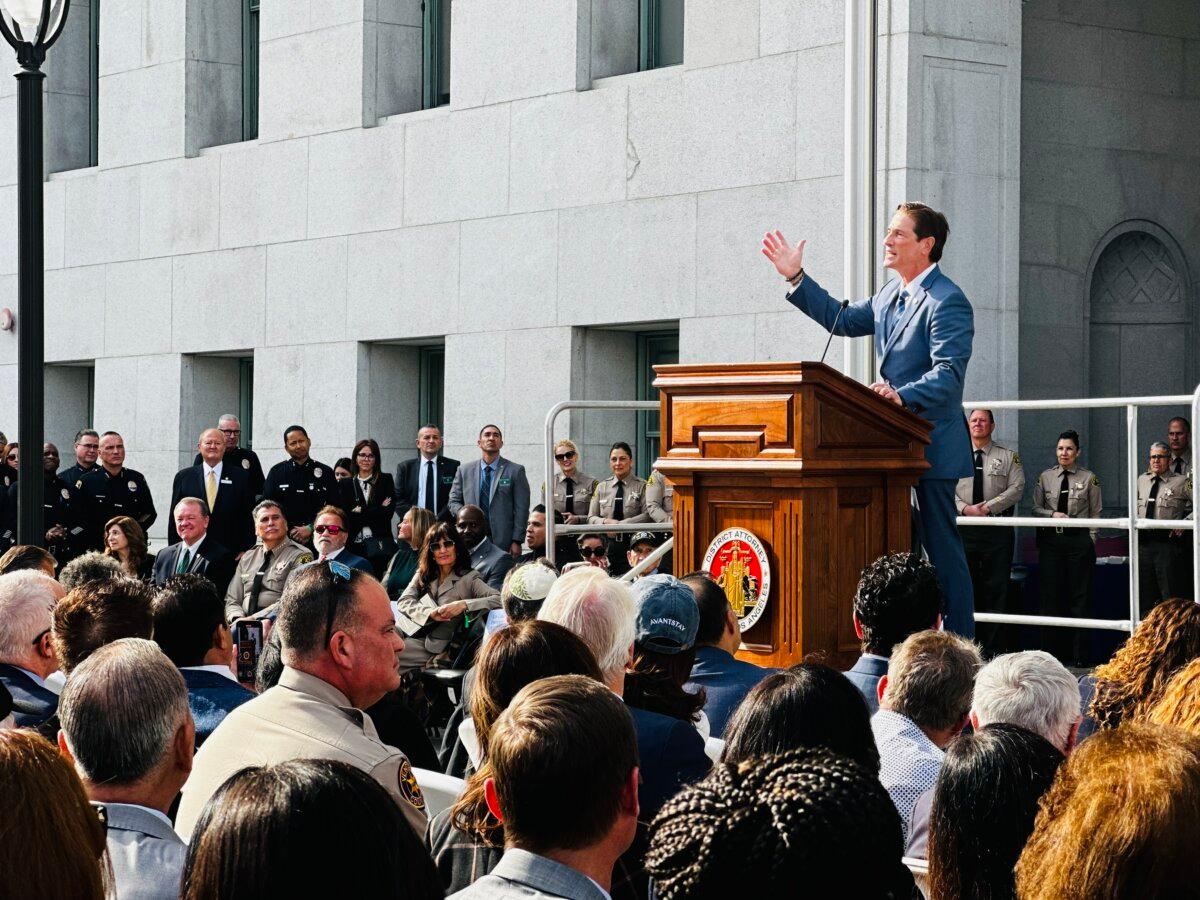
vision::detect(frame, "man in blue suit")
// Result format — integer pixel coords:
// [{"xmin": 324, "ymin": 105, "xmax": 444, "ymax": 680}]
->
[
  {"xmin": 151, "ymin": 574, "xmax": 254, "ymax": 746},
  {"xmin": 307, "ymin": 505, "xmax": 373, "ymax": 573},
  {"xmin": 0, "ymin": 570, "xmax": 63, "ymax": 729},
  {"xmin": 682, "ymin": 572, "xmax": 775, "ymax": 737},
  {"xmin": 763, "ymin": 203, "xmax": 976, "ymax": 636}
]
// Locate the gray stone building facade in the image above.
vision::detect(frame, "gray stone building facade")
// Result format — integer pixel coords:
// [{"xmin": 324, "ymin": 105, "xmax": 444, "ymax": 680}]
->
[{"xmin": 0, "ymin": 0, "xmax": 1193, "ymax": 539}]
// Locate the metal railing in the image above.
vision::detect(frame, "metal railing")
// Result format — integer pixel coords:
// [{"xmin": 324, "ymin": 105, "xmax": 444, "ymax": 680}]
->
[
  {"xmin": 958, "ymin": 387, "xmax": 1199, "ymax": 635},
  {"xmin": 543, "ymin": 401, "xmax": 674, "ymax": 571}
]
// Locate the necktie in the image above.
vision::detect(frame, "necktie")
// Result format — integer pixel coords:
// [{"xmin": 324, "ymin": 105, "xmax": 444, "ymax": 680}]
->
[
  {"xmin": 176, "ymin": 547, "xmax": 191, "ymax": 574},
  {"xmin": 564, "ymin": 477, "xmax": 575, "ymax": 515},
  {"xmin": 248, "ymin": 549, "xmax": 274, "ymax": 612},
  {"xmin": 972, "ymin": 450, "xmax": 985, "ymax": 505},
  {"xmin": 424, "ymin": 460, "xmax": 436, "ymax": 511},
  {"xmin": 613, "ymin": 481, "xmax": 625, "ymax": 520},
  {"xmin": 205, "ymin": 470, "xmax": 218, "ymax": 512},
  {"xmin": 1148, "ymin": 475, "xmax": 1161, "ymax": 518},
  {"xmin": 888, "ymin": 289, "xmax": 909, "ymax": 342},
  {"xmin": 1176, "ymin": 457, "xmax": 1184, "ymax": 475},
  {"xmin": 1056, "ymin": 472, "xmax": 1070, "ymax": 514},
  {"xmin": 480, "ymin": 465, "xmax": 493, "ymax": 519}
]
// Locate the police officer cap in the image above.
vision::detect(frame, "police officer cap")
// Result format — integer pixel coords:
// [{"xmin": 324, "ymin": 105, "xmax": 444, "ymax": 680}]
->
[{"xmin": 630, "ymin": 574, "xmax": 699, "ymax": 655}]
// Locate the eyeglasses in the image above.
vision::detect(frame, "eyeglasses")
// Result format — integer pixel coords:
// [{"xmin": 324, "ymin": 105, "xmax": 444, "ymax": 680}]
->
[
  {"xmin": 580, "ymin": 545, "xmax": 607, "ymax": 558},
  {"xmin": 356, "ymin": 451, "xmax": 375, "ymax": 458},
  {"xmin": 323, "ymin": 559, "xmax": 354, "ymax": 645},
  {"xmin": 314, "ymin": 524, "xmax": 345, "ymax": 535},
  {"xmin": 219, "ymin": 428, "xmax": 241, "ymax": 436},
  {"xmin": 1150, "ymin": 454, "xmax": 1169, "ymax": 460},
  {"xmin": 430, "ymin": 539, "xmax": 456, "ymax": 551},
  {"xmin": 555, "ymin": 451, "xmax": 576, "ymax": 461}
]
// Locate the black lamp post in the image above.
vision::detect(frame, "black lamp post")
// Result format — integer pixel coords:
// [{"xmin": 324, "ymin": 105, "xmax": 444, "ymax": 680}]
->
[{"xmin": 0, "ymin": 0, "xmax": 69, "ymax": 546}]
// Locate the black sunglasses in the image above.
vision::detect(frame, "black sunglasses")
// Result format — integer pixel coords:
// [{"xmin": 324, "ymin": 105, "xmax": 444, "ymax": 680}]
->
[
  {"xmin": 323, "ymin": 560, "xmax": 354, "ymax": 645},
  {"xmin": 429, "ymin": 539, "xmax": 456, "ymax": 551},
  {"xmin": 580, "ymin": 545, "xmax": 607, "ymax": 558},
  {"xmin": 555, "ymin": 451, "xmax": 576, "ymax": 461},
  {"xmin": 1150, "ymin": 454, "xmax": 1169, "ymax": 460}
]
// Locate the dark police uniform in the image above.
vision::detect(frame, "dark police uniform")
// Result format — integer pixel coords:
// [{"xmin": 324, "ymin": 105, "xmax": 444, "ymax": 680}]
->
[
  {"xmin": 193, "ymin": 446, "xmax": 265, "ymax": 500},
  {"xmin": 35, "ymin": 474, "xmax": 87, "ymax": 566},
  {"xmin": 955, "ymin": 442, "xmax": 1024, "ymax": 651},
  {"xmin": 80, "ymin": 466, "xmax": 157, "ymax": 549},
  {"xmin": 263, "ymin": 457, "xmax": 337, "ymax": 541},
  {"xmin": 0, "ymin": 462, "xmax": 16, "ymax": 491},
  {"xmin": 59, "ymin": 462, "xmax": 100, "ymax": 491},
  {"xmin": 1032, "ymin": 463, "xmax": 1101, "ymax": 665},
  {"xmin": 1136, "ymin": 470, "xmax": 1193, "ymax": 612}
]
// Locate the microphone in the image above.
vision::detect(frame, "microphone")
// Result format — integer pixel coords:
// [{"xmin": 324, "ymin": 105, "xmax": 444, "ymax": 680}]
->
[{"xmin": 819, "ymin": 300, "xmax": 851, "ymax": 366}]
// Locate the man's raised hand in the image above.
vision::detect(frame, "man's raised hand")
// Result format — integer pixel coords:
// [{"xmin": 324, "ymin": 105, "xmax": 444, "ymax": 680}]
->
[{"xmin": 762, "ymin": 230, "xmax": 805, "ymax": 279}]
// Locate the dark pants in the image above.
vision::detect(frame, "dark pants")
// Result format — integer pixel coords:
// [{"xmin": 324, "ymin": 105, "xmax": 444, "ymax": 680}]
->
[
  {"xmin": 1139, "ymin": 534, "xmax": 1193, "ymax": 615},
  {"xmin": 960, "ymin": 525, "xmax": 1015, "ymax": 654},
  {"xmin": 607, "ymin": 535, "xmax": 631, "ymax": 577},
  {"xmin": 1037, "ymin": 528, "xmax": 1095, "ymax": 665},
  {"xmin": 915, "ymin": 479, "xmax": 975, "ymax": 639}
]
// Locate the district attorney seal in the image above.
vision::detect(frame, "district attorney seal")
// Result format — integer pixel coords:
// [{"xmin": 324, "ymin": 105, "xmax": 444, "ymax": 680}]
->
[{"xmin": 702, "ymin": 527, "xmax": 771, "ymax": 633}]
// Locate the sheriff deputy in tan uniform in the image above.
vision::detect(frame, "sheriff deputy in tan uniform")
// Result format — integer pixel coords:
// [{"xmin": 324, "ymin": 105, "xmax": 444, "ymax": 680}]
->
[
  {"xmin": 224, "ymin": 499, "xmax": 312, "ymax": 623},
  {"xmin": 542, "ymin": 438, "xmax": 597, "ymax": 524},
  {"xmin": 1137, "ymin": 441, "xmax": 1194, "ymax": 612},
  {"xmin": 955, "ymin": 409, "xmax": 1024, "ymax": 650},
  {"xmin": 588, "ymin": 441, "xmax": 650, "ymax": 577},
  {"xmin": 1032, "ymin": 429, "xmax": 1102, "ymax": 665},
  {"xmin": 177, "ymin": 563, "xmax": 427, "ymax": 841},
  {"xmin": 645, "ymin": 469, "xmax": 674, "ymax": 573}
]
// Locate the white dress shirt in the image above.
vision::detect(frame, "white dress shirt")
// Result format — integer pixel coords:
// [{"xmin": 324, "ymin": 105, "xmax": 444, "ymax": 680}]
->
[{"xmin": 417, "ymin": 455, "xmax": 438, "ymax": 511}]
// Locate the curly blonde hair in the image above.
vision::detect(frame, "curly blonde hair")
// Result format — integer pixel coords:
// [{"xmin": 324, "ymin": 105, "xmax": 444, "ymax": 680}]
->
[
  {"xmin": 1088, "ymin": 598, "xmax": 1200, "ymax": 731},
  {"xmin": 1148, "ymin": 657, "xmax": 1200, "ymax": 735}
]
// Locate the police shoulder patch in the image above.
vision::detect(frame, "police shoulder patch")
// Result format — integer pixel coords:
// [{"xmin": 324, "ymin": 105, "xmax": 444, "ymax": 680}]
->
[
  {"xmin": 1091, "ymin": 475, "xmax": 1100, "ymax": 486},
  {"xmin": 397, "ymin": 759, "xmax": 426, "ymax": 810},
  {"xmin": 1012, "ymin": 452, "xmax": 1021, "ymax": 465},
  {"xmin": 296, "ymin": 552, "xmax": 313, "ymax": 564}
]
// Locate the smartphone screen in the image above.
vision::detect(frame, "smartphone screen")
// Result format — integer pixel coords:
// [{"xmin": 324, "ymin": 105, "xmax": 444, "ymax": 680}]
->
[{"xmin": 233, "ymin": 619, "xmax": 264, "ymax": 685}]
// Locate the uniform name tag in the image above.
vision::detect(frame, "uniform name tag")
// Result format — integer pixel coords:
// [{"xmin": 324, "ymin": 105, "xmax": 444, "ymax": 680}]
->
[
  {"xmin": 499, "ymin": 478, "xmax": 511, "ymax": 486},
  {"xmin": 221, "ymin": 477, "xmax": 233, "ymax": 484}
]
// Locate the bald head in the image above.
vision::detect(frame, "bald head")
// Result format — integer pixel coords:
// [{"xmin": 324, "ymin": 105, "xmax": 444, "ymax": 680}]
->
[{"xmin": 198, "ymin": 429, "xmax": 225, "ymax": 466}]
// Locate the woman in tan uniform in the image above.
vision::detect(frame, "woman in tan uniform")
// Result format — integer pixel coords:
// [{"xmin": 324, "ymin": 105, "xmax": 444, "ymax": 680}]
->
[
  {"xmin": 589, "ymin": 442, "xmax": 650, "ymax": 577},
  {"xmin": 1032, "ymin": 429, "xmax": 1102, "ymax": 665}
]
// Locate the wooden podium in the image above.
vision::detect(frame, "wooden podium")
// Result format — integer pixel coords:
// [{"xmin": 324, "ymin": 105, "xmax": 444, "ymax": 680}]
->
[{"xmin": 653, "ymin": 361, "xmax": 932, "ymax": 670}]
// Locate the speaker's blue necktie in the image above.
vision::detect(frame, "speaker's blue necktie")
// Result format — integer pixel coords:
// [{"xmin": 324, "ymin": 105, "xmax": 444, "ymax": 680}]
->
[{"xmin": 887, "ymin": 289, "xmax": 909, "ymax": 343}]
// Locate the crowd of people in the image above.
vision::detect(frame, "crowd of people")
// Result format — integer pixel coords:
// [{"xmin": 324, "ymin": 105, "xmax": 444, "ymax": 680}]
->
[{"xmin": 0, "ymin": 412, "xmax": 1195, "ymax": 898}]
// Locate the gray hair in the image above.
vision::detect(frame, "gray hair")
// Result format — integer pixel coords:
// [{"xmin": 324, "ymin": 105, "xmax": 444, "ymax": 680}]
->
[
  {"xmin": 0, "ymin": 572, "xmax": 62, "ymax": 662},
  {"xmin": 217, "ymin": 413, "xmax": 240, "ymax": 427},
  {"xmin": 1150, "ymin": 441, "xmax": 1170, "ymax": 455},
  {"xmin": 58, "ymin": 638, "xmax": 189, "ymax": 786},
  {"xmin": 882, "ymin": 630, "xmax": 982, "ymax": 733},
  {"xmin": 58, "ymin": 552, "xmax": 124, "ymax": 592},
  {"xmin": 539, "ymin": 567, "xmax": 635, "ymax": 682},
  {"xmin": 173, "ymin": 496, "xmax": 209, "ymax": 518},
  {"xmin": 972, "ymin": 650, "xmax": 1080, "ymax": 751},
  {"xmin": 253, "ymin": 499, "xmax": 284, "ymax": 520}
]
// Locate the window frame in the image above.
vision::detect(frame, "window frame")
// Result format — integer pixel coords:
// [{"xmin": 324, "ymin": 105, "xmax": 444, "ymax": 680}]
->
[
  {"xmin": 242, "ymin": 0, "xmax": 260, "ymax": 141},
  {"xmin": 238, "ymin": 358, "xmax": 254, "ymax": 449},
  {"xmin": 419, "ymin": 346, "xmax": 446, "ymax": 434},
  {"xmin": 422, "ymin": 0, "xmax": 450, "ymax": 109},
  {"xmin": 635, "ymin": 330, "xmax": 679, "ymax": 479}
]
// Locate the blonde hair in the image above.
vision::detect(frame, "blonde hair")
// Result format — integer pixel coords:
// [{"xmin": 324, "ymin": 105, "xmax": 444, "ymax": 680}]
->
[{"xmin": 1148, "ymin": 657, "xmax": 1200, "ymax": 735}]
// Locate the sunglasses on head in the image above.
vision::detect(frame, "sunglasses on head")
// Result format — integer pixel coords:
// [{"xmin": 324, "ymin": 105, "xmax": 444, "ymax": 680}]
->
[
  {"xmin": 580, "ymin": 545, "xmax": 607, "ymax": 558},
  {"xmin": 323, "ymin": 559, "xmax": 354, "ymax": 645},
  {"xmin": 555, "ymin": 451, "xmax": 576, "ymax": 461},
  {"xmin": 314, "ymin": 524, "xmax": 345, "ymax": 535}
]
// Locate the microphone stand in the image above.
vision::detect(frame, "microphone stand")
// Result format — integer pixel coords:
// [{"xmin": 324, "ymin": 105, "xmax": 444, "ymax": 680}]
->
[{"xmin": 819, "ymin": 300, "xmax": 851, "ymax": 366}]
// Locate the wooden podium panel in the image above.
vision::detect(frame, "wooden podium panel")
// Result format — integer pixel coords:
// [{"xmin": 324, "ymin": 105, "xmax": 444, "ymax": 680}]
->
[{"xmin": 654, "ymin": 362, "xmax": 931, "ymax": 670}]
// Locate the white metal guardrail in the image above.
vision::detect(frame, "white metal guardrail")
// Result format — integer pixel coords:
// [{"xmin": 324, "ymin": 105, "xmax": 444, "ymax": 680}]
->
[
  {"xmin": 543, "ymin": 389, "xmax": 1199, "ymax": 629},
  {"xmin": 958, "ymin": 387, "xmax": 1200, "ymax": 634}
]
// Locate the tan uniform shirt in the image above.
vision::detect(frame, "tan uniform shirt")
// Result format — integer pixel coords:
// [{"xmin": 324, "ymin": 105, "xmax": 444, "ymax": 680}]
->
[
  {"xmin": 955, "ymin": 442, "xmax": 1025, "ymax": 514},
  {"xmin": 174, "ymin": 667, "xmax": 428, "ymax": 841},
  {"xmin": 645, "ymin": 470, "xmax": 674, "ymax": 523},
  {"xmin": 1136, "ymin": 471, "xmax": 1194, "ymax": 520},
  {"xmin": 1170, "ymin": 453, "xmax": 1193, "ymax": 478},
  {"xmin": 1032, "ymin": 466, "xmax": 1102, "ymax": 537},
  {"xmin": 588, "ymin": 475, "xmax": 650, "ymax": 524},
  {"xmin": 224, "ymin": 538, "xmax": 312, "ymax": 622},
  {"xmin": 541, "ymin": 471, "xmax": 598, "ymax": 518}
]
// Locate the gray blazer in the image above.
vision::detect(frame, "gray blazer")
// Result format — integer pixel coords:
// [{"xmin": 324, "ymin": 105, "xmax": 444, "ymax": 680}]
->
[
  {"xmin": 471, "ymin": 537, "xmax": 516, "ymax": 591},
  {"xmin": 95, "ymin": 802, "xmax": 186, "ymax": 900},
  {"xmin": 448, "ymin": 848, "xmax": 610, "ymax": 899},
  {"xmin": 396, "ymin": 569, "xmax": 501, "ymax": 654},
  {"xmin": 449, "ymin": 457, "xmax": 531, "ymax": 549}
]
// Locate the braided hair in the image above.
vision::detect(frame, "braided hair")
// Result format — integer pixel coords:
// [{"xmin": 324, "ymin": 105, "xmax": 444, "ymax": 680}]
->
[{"xmin": 645, "ymin": 748, "xmax": 912, "ymax": 899}]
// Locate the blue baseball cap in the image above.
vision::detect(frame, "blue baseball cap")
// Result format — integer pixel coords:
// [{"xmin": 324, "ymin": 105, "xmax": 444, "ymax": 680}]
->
[{"xmin": 631, "ymin": 574, "xmax": 699, "ymax": 655}]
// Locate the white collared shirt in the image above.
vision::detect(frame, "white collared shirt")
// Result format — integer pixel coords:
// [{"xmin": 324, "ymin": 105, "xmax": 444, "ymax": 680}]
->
[
  {"xmin": 322, "ymin": 546, "xmax": 346, "ymax": 561},
  {"xmin": 14, "ymin": 666, "xmax": 48, "ymax": 689},
  {"xmin": 417, "ymin": 455, "xmax": 439, "ymax": 511},
  {"xmin": 203, "ymin": 461, "xmax": 223, "ymax": 482},
  {"xmin": 181, "ymin": 534, "xmax": 206, "ymax": 556},
  {"xmin": 900, "ymin": 262, "xmax": 936, "ymax": 291},
  {"xmin": 181, "ymin": 664, "xmax": 238, "ymax": 683}
]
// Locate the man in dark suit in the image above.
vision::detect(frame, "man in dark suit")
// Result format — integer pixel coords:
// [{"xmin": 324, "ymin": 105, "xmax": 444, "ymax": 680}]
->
[
  {"xmin": 192, "ymin": 414, "xmax": 265, "ymax": 500},
  {"xmin": 682, "ymin": 572, "xmax": 776, "ymax": 737},
  {"xmin": 456, "ymin": 504, "xmax": 516, "ymax": 591},
  {"xmin": 393, "ymin": 424, "xmax": 459, "ymax": 521},
  {"xmin": 0, "ymin": 569, "xmax": 65, "ymax": 729},
  {"xmin": 766, "ymin": 202, "xmax": 975, "ymax": 636},
  {"xmin": 304, "ymin": 505, "xmax": 373, "ymax": 572},
  {"xmin": 171, "ymin": 429, "xmax": 255, "ymax": 553},
  {"xmin": 844, "ymin": 553, "xmax": 943, "ymax": 715},
  {"xmin": 151, "ymin": 574, "xmax": 254, "ymax": 747},
  {"xmin": 449, "ymin": 424, "xmax": 530, "ymax": 557},
  {"xmin": 153, "ymin": 498, "xmax": 236, "ymax": 595}
]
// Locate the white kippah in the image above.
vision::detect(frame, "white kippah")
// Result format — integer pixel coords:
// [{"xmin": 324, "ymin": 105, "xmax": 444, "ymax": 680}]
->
[{"xmin": 509, "ymin": 563, "xmax": 558, "ymax": 602}]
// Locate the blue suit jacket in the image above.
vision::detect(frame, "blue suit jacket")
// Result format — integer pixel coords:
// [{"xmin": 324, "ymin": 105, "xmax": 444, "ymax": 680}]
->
[
  {"xmin": 181, "ymin": 668, "xmax": 255, "ymax": 747},
  {"xmin": 844, "ymin": 654, "xmax": 890, "ymax": 716},
  {"xmin": 788, "ymin": 266, "xmax": 974, "ymax": 480},
  {"xmin": 627, "ymin": 704, "xmax": 711, "ymax": 819},
  {"xmin": 0, "ymin": 664, "xmax": 58, "ymax": 728},
  {"xmin": 685, "ymin": 646, "xmax": 776, "ymax": 738},
  {"xmin": 297, "ymin": 549, "xmax": 373, "ymax": 575}
]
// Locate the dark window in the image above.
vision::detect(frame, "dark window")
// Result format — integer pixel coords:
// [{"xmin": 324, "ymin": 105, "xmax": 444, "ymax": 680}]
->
[
  {"xmin": 640, "ymin": 0, "xmax": 684, "ymax": 71},
  {"xmin": 636, "ymin": 330, "xmax": 678, "ymax": 478},
  {"xmin": 243, "ymin": 0, "xmax": 260, "ymax": 140},
  {"xmin": 238, "ymin": 358, "xmax": 254, "ymax": 449},
  {"xmin": 423, "ymin": 0, "xmax": 451, "ymax": 109},
  {"xmin": 419, "ymin": 346, "xmax": 445, "ymax": 433}
]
